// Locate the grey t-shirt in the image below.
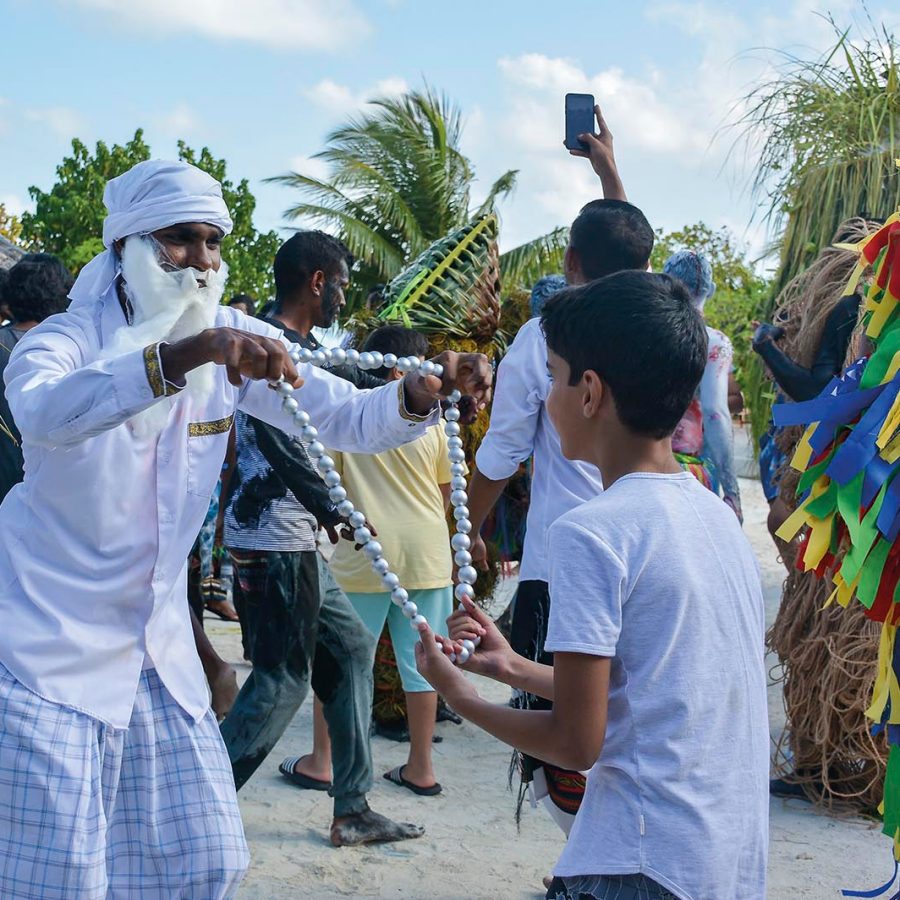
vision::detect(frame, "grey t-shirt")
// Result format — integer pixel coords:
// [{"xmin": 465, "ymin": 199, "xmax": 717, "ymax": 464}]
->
[{"xmin": 545, "ymin": 472, "xmax": 768, "ymax": 900}]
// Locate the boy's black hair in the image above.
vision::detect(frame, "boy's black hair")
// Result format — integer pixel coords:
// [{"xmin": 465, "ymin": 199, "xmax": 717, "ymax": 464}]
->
[
  {"xmin": 362, "ymin": 324, "xmax": 428, "ymax": 379},
  {"xmin": 228, "ymin": 293, "xmax": 257, "ymax": 315},
  {"xmin": 541, "ymin": 271, "xmax": 707, "ymax": 439},
  {"xmin": 4, "ymin": 253, "xmax": 73, "ymax": 324},
  {"xmin": 569, "ymin": 199, "xmax": 654, "ymax": 281},
  {"xmin": 273, "ymin": 231, "xmax": 354, "ymax": 302}
]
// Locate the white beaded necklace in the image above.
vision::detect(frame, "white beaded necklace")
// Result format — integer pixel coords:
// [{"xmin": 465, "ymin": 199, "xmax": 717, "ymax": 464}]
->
[{"xmin": 274, "ymin": 345, "xmax": 480, "ymax": 664}]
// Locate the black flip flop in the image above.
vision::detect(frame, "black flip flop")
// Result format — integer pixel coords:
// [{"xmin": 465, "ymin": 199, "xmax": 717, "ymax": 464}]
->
[
  {"xmin": 279, "ymin": 756, "xmax": 332, "ymax": 791},
  {"xmin": 383, "ymin": 765, "xmax": 442, "ymax": 796}
]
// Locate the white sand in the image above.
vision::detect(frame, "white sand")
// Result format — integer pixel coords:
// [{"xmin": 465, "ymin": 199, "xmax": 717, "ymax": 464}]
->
[{"xmin": 207, "ymin": 471, "xmax": 889, "ymax": 899}]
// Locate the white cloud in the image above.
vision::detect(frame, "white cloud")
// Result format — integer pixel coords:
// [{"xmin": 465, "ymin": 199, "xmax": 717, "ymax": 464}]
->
[
  {"xmin": 66, "ymin": 0, "xmax": 371, "ymax": 50},
  {"xmin": 155, "ymin": 103, "xmax": 201, "ymax": 137},
  {"xmin": 25, "ymin": 106, "xmax": 85, "ymax": 137},
  {"xmin": 303, "ymin": 76, "xmax": 409, "ymax": 114}
]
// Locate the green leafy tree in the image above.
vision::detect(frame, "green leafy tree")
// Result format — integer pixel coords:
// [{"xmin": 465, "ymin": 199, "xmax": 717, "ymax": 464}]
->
[
  {"xmin": 651, "ymin": 222, "xmax": 769, "ymax": 400},
  {"xmin": 21, "ymin": 130, "xmax": 279, "ymax": 299},
  {"xmin": 269, "ymin": 87, "xmax": 568, "ymax": 314},
  {"xmin": 0, "ymin": 204, "xmax": 23, "ymax": 244}
]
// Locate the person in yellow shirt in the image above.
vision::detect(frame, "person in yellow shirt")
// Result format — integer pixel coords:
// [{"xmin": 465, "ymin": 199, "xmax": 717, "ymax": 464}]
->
[{"xmin": 329, "ymin": 326, "xmax": 459, "ymax": 795}]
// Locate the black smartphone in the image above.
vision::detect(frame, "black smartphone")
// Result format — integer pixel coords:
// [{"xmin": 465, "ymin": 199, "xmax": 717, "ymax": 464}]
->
[{"xmin": 565, "ymin": 93, "xmax": 595, "ymax": 152}]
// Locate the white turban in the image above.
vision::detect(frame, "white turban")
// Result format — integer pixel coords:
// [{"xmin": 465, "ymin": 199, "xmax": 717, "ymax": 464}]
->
[{"xmin": 68, "ymin": 159, "xmax": 234, "ymax": 310}]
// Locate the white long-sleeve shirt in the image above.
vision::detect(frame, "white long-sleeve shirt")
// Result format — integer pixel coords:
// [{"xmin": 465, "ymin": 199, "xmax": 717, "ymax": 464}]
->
[
  {"xmin": 475, "ymin": 317, "xmax": 603, "ymax": 583},
  {"xmin": 0, "ymin": 291, "xmax": 432, "ymax": 728}
]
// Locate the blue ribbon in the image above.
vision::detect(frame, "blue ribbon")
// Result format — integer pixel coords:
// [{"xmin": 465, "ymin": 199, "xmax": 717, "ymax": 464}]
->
[{"xmin": 842, "ymin": 860, "xmax": 899, "ymax": 897}]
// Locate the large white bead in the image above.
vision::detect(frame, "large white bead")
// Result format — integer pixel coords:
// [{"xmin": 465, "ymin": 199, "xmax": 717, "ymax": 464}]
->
[
  {"xmin": 461, "ymin": 639, "xmax": 476, "ymax": 655},
  {"xmin": 307, "ymin": 441, "xmax": 325, "ymax": 458},
  {"xmin": 372, "ymin": 557, "xmax": 390, "ymax": 575},
  {"xmin": 458, "ymin": 565, "xmax": 478, "ymax": 585},
  {"xmin": 289, "ymin": 347, "xmax": 301, "ymax": 362},
  {"xmin": 320, "ymin": 348, "xmax": 334, "ymax": 365},
  {"xmin": 447, "ymin": 435, "xmax": 463, "ymax": 450},
  {"xmin": 406, "ymin": 357, "xmax": 421, "ymax": 371},
  {"xmin": 450, "ymin": 489, "xmax": 468, "ymax": 507},
  {"xmin": 345, "ymin": 349, "xmax": 360, "ymax": 365},
  {"xmin": 444, "ymin": 421, "xmax": 461, "ymax": 437},
  {"xmin": 293, "ymin": 410, "xmax": 310, "ymax": 428},
  {"xmin": 391, "ymin": 587, "xmax": 409, "ymax": 605},
  {"xmin": 456, "ymin": 645, "xmax": 470, "ymax": 664},
  {"xmin": 448, "ymin": 389, "xmax": 462, "ymax": 402},
  {"xmin": 349, "ymin": 511, "xmax": 366, "ymax": 529},
  {"xmin": 329, "ymin": 485, "xmax": 347, "ymax": 503},
  {"xmin": 363, "ymin": 541, "xmax": 383, "ymax": 560},
  {"xmin": 381, "ymin": 572, "xmax": 400, "ymax": 591},
  {"xmin": 451, "ymin": 533, "xmax": 471, "ymax": 552},
  {"xmin": 453, "ymin": 505, "xmax": 469, "ymax": 521},
  {"xmin": 368, "ymin": 351, "xmax": 384, "ymax": 369},
  {"xmin": 353, "ymin": 526, "xmax": 372, "ymax": 545},
  {"xmin": 456, "ymin": 518, "xmax": 472, "ymax": 534},
  {"xmin": 297, "ymin": 347, "xmax": 314, "ymax": 363},
  {"xmin": 396, "ymin": 357, "xmax": 411, "ymax": 373},
  {"xmin": 450, "ymin": 463, "xmax": 466, "ymax": 478},
  {"xmin": 420, "ymin": 360, "xmax": 435, "ymax": 376},
  {"xmin": 337, "ymin": 499, "xmax": 354, "ymax": 517},
  {"xmin": 318, "ymin": 455, "xmax": 335, "ymax": 472},
  {"xmin": 450, "ymin": 475, "xmax": 467, "ymax": 491},
  {"xmin": 448, "ymin": 448, "xmax": 466, "ymax": 464},
  {"xmin": 454, "ymin": 549, "xmax": 472, "ymax": 567},
  {"xmin": 382, "ymin": 353, "xmax": 397, "ymax": 370},
  {"xmin": 410, "ymin": 614, "xmax": 427, "ymax": 631},
  {"xmin": 324, "ymin": 470, "xmax": 341, "ymax": 488},
  {"xmin": 455, "ymin": 582, "xmax": 475, "ymax": 601},
  {"xmin": 444, "ymin": 406, "xmax": 460, "ymax": 422},
  {"xmin": 276, "ymin": 380, "xmax": 294, "ymax": 397},
  {"xmin": 358, "ymin": 352, "xmax": 375, "ymax": 370},
  {"xmin": 282, "ymin": 397, "xmax": 299, "ymax": 414},
  {"xmin": 401, "ymin": 601, "xmax": 418, "ymax": 618},
  {"xmin": 432, "ymin": 364, "xmax": 443, "ymax": 377},
  {"xmin": 330, "ymin": 348, "xmax": 346, "ymax": 366},
  {"xmin": 301, "ymin": 425, "xmax": 318, "ymax": 442},
  {"xmin": 312, "ymin": 349, "xmax": 328, "ymax": 367}
]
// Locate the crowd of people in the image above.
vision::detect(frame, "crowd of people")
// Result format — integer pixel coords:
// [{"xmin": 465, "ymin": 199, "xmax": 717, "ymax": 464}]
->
[{"xmin": 0, "ymin": 101, "xmax": 851, "ymax": 900}]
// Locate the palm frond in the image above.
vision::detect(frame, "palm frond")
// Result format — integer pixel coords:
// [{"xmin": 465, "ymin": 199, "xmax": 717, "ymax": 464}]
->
[{"xmin": 499, "ymin": 227, "xmax": 569, "ymax": 292}]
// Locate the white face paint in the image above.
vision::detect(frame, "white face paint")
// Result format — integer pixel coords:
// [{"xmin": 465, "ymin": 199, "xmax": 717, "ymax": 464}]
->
[{"xmin": 106, "ymin": 233, "xmax": 229, "ymax": 437}]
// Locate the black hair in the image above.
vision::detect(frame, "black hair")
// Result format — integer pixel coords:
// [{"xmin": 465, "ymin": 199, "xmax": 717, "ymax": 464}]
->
[
  {"xmin": 361, "ymin": 325, "xmax": 428, "ymax": 378},
  {"xmin": 4, "ymin": 253, "xmax": 73, "ymax": 324},
  {"xmin": 569, "ymin": 199, "xmax": 654, "ymax": 281},
  {"xmin": 541, "ymin": 271, "xmax": 707, "ymax": 439},
  {"xmin": 228, "ymin": 293, "xmax": 257, "ymax": 315},
  {"xmin": 273, "ymin": 231, "xmax": 354, "ymax": 304}
]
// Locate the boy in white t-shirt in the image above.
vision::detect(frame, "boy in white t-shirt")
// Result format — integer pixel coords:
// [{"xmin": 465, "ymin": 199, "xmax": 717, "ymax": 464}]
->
[{"xmin": 416, "ymin": 271, "xmax": 769, "ymax": 900}]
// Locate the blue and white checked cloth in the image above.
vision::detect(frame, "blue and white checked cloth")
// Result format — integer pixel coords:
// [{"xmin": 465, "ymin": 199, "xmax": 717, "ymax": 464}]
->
[{"xmin": 0, "ymin": 662, "xmax": 248, "ymax": 899}]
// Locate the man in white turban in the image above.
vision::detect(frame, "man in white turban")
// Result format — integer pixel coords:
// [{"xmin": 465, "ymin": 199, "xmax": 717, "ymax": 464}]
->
[{"xmin": 0, "ymin": 160, "xmax": 491, "ymax": 899}]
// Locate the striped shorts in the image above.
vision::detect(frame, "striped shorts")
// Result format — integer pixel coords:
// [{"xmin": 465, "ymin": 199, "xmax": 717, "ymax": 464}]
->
[{"xmin": 0, "ymin": 662, "xmax": 249, "ymax": 899}]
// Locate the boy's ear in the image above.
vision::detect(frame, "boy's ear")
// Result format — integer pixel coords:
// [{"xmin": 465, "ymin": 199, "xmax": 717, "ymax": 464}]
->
[{"xmin": 581, "ymin": 369, "xmax": 605, "ymax": 418}]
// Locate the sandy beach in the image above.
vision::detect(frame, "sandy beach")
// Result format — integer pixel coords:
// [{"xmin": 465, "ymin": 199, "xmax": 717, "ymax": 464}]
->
[{"xmin": 206, "ymin": 472, "xmax": 889, "ymax": 899}]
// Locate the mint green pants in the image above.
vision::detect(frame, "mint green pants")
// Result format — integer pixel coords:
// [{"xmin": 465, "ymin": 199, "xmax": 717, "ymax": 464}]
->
[{"xmin": 347, "ymin": 586, "xmax": 453, "ymax": 693}]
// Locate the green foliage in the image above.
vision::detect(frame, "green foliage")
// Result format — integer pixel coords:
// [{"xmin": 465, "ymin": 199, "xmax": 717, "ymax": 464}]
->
[
  {"xmin": 21, "ymin": 131, "xmax": 152, "ymax": 270},
  {"xmin": 651, "ymin": 222, "xmax": 769, "ymax": 412},
  {"xmin": 736, "ymin": 16, "xmax": 900, "ymax": 443},
  {"xmin": 0, "ymin": 205, "xmax": 23, "ymax": 244},
  {"xmin": 20, "ymin": 130, "xmax": 279, "ymax": 300},
  {"xmin": 269, "ymin": 86, "xmax": 568, "ymax": 314}
]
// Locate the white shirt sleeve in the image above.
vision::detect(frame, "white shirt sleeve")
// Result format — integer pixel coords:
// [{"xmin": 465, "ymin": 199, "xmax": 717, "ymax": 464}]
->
[
  {"xmin": 544, "ymin": 517, "xmax": 626, "ymax": 657},
  {"xmin": 235, "ymin": 314, "xmax": 437, "ymax": 453},
  {"xmin": 4, "ymin": 313, "xmax": 170, "ymax": 449},
  {"xmin": 475, "ymin": 318, "xmax": 547, "ymax": 481}
]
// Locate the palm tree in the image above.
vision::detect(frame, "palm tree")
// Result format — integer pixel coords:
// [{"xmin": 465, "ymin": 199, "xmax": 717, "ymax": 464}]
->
[
  {"xmin": 737, "ymin": 17, "xmax": 900, "ymax": 441},
  {"xmin": 268, "ymin": 87, "xmax": 568, "ymax": 326}
]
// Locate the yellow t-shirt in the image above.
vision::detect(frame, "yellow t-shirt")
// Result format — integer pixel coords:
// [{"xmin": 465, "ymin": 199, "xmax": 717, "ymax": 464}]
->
[{"xmin": 328, "ymin": 425, "xmax": 462, "ymax": 593}]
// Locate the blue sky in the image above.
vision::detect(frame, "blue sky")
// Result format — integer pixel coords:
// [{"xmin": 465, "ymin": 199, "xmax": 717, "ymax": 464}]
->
[{"xmin": 2, "ymin": 0, "xmax": 897, "ymax": 278}]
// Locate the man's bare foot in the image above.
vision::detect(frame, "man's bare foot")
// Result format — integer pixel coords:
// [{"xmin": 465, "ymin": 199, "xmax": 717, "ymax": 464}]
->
[
  {"xmin": 330, "ymin": 807, "xmax": 424, "ymax": 847},
  {"xmin": 293, "ymin": 753, "xmax": 332, "ymax": 783},
  {"xmin": 204, "ymin": 598, "xmax": 240, "ymax": 621}
]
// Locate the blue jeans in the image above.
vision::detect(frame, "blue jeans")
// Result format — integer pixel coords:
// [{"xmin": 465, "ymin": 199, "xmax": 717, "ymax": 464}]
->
[{"xmin": 221, "ymin": 551, "xmax": 376, "ymax": 817}]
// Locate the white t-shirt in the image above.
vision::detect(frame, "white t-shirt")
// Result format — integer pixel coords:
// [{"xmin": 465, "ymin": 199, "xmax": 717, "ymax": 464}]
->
[{"xmin": 545, "ymin": 472, "xmax": 768, "ymax": 900}]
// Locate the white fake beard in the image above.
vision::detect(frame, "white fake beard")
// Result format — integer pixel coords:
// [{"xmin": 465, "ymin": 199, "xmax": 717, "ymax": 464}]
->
[{"xmin": 107, "ymin": 235, "xmax": 227, "ymax": 437}]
